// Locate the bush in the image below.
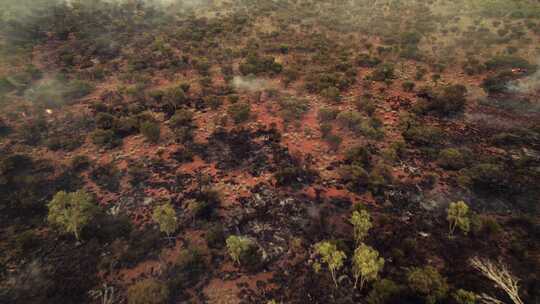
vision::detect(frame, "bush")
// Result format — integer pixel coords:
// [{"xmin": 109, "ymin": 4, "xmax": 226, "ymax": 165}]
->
[
  {"xmin": 140, "ymin": 121, "xmax": 160, "ymax": 143},
  {"xmin": 206, "ymin": 224, "xmax": 225, "ymax": 249},
  {"xmin": 485, "ymin": 56, "xmax": 536, "ymax": 72},
  {"xmin": 90, "ymin": 129, "xmax": 122, "ymax": 149},
  {"xmin": 370, "ymin": 63, "xmax": 395, "ymax": 82},
  {"xmin": 337, "ymin": 111, "xmax": 363, "ymax": 131},
  {"xmin": 239, "ymin": 53, "xmax": 282, "ymax": 75},
  {"xmin": 228, "ymin": 103, "xmax": 251, "ymax": 124},
  {"xmin": 278, "ymin": 98, "xmax": 309, "ymax": 125},
  {"xmin": 95, "ymin": 113, "xmax": 115, "ymax": 129},
  {"xmin": 170, "ymin": 109, "xmax": 194, "ymax": 128},
  {"xmin": 402, "ymin": 81, "xmax": 415, "ymax": 92},
  {"xmin": 71, "ymin": 155, "xmax": 91, "ymax": 171},
  {"xmin": 437, "ymin": 148, "xmax": 466, "ymax": 170},
  {"xmin": 367, "ymin": 279, "xmax": 404, "ymax": 304},
  {"xmin": 318, "ymin": 107, "xmax": 339, "ymax": 122},
  {"xmin": 339, "ymin": 165, "xmax": 369, "ymax": 191},
  {"xmin": 403, "ymin": 125, "xmax": 444, "ymax": 146},
  {"xmin": 417, "ymin": 85, "xmax": 467, "ymax": 116},
  {"xmin": 466, "ymin": 163, "xmax": 507, "ymax": 190},
  {"xmin": 407, "ymin": 266, "xmax": 449, "ymax": 304},
  {"xmin": 127, "ymin": 279, "xmax": 170, "ymax": 304},
  {"xmin": 226, "ymin": 235, "xmax": 259, "ymax": 267},
  {"xmin": 174, "ymin": 246, "xmax": 206, "ymax": 286},
  {"xmin": 321, "ymin": 86, "xmax": 341, "ymax": 102}
]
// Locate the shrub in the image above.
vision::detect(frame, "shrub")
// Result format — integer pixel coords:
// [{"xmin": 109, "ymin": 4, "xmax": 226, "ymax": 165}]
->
[
  {"xmin": 437, "ymin": 148, "xmax": 466, "ymax": 170},
  {"xmin": 453, "ymin": 289, "xmax": 478, "ymax": 304},
  {"xmin": 127, "ymin": 279, "xmax": 170, "ymax": 304},
  {"xmin": 114, "ymin": 117, "xmax": 139, "ymax": 136},
  {"xmin": 278, "ymin": 98, "xmax": 310, "ymax": 124},
  {"xmin": 90, "ymin": 129, "xmax": 122, "ymax": 149},
  {"xmin": 407, "ymin": 266, "xmax": 449, "ymax": 304},
  {"xmin": 339, "ymin": 165, "xmax": 369, "ymax": 191},
  {"xmin": 206, "ymin": 224, "xmax": 225, "ymax": 248},
  {"xmin": 370, "ymin": 63, "xmax": 395, "ymax": 82},
  {"xmin": 320, "ymin": 123, "xmax": 333, "ymax": 138},
  {"xmin": 337, "ymin": 110, "xmax": 363, "ymax": 131},
  {"xmin": 228, "ymin": 103, "xmax": 251, "ymax": 124},
  {"xmin": 71, "ymin": 155, "xmax": 91, "ymax": 171},
  {"xmin": 417, "ymin": 85, "xmax": 467, "ymax": 116},
  {"xmin": 317, "ymin": 108, "xmax": 339, "ymax": 122},
  {"xmin": 402, "ymin": 81, "xmax": 416, "ymax": 92},
  {"xmin": 170, "ymin": 109, "xmax": 194, "ymax": 128},
  {"xmin": 466, "ymin": 163, "xmax": 507, "ymax": 190},
  {"xmin": 367, "ymin": 279, "xmax": 404, "ymax": 304},
  {"xmin": 140, "ymin": 121, "xmax": 160, "ymax": 143},
  {"xmin": 485, "ymin": 56, "xmax": 535, "ymax": 72},
  {"xmin": 239, "ymin": 53, "xmax": 282, "ymax": 75},
  {"xmin": 403, "ymin": 125, "xmax": 444, "ymax": 146},
  {"xmin": 95, "ymin": 112, "xmax": 115, "ymax": 129},
  {"xmin": 321, "ymin": 86, "xmax": 341, "ymax": 102},
  {"xmin": 355, "ymin": 98, "xmax": 376, "ymax": 116},
  {"xmin": 174, "ymin": 246, "xmax": 206, "ymax": 286},
  {"xmin": 325, "ymin": 134, "xmax": 343, "ymax": 151}
]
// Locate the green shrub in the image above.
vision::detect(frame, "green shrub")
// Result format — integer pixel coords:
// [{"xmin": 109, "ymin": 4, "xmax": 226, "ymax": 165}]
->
[
  {"xmin": 402, "ymin": 81, "xmax": 416, "ymax": 92},
  {"xmin": 437, "ymin": 148, "xmax": 466, "ymax": 170},
  {"xmin": 278, "ymin": 98, "xmax": 310, "ymax": 124},
  {"xmin": 403, "ymin": 125, "xmax": 444, "ymax": 146},
  {"xmin": 228, "ymin": 103, "xmax": 251, "ymax": 124},
  {"xmin": 206, "ymin": 224, "xmax": 225, "ymax": 249},
  {"xmin": 127, "ymin": 279, "xmax": 169, "ymax": 304},
  {"xmin": 370, "ymin": 63, "xmax": 395, "ymax": 82},
  {"xmin": 407, "ymin": 266, "xmax": 449, "ymax": 304},
  {"xmin": 321, "ymin": 86, "xmax": 341, "ymax": 102},
  {"xmin": 367, "ymin": 279, "xmax": 404, "ymax": 304},
  {"xmin": 318, "ymin": 107, "xmax": 339, "ymax": 122},
  {"xmin": 140, "ymin": 121, "xmax": 160, "ymax": 143},
  {"xmin": 91, "ymin": 129, "xmax": 122, "ymax": 149}
]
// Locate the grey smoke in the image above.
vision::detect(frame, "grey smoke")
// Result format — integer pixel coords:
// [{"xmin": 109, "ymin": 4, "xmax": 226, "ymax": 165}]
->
[{"xmin": 232, "ymin": 76, "xmax": 277, "ymax": 92}]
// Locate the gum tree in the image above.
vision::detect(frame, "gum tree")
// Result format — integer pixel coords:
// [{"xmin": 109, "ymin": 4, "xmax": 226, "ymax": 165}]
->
[
  {"xmin": 350, "ymin": 210, "xmax": 372, "ymax": 244},
  {"xmin": 314, "ymin": 241, "xmax": 346, "ymax": 288},
  {"xmin": 226, "ymin": 235, "xmax": 254, "ymax": 266},
  {"xmin": 152, "ymin": 202, "xmax": 178, "ymax": 240},
  {"xmin": 352, "ymin": 243, "xmax": 385, "ymax": 289},
  {"xmin": 47, "ymin": 190, "xmax": 98, "ymax": 241},
  {"xmin": 447, "ymin": 201, "xmax": 470, "ymax": 235}
]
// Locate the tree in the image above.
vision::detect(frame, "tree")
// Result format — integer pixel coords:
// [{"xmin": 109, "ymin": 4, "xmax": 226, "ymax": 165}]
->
[
  {"xmin": 313, "ymin": 241, "xmax": 346, "ymax": 288},
  {"xmin": 47, "ymin": 190, "xmax": 98, "ymax": 241},
  {"xmin": 407, "ymin": 266, "xmax": 449, "ymax": 304},
  {"xmin": 469, "ymin": 257, "xmax": 523, "ymax": 304},
  {"xmin": 350, "ymin": 210, "xmax": 372, "ymax": 244},
  {"xmin": 352, "ymin": 243, "xmax": 385, "ymax": 289},
  {"xmin": 447, "ymin": 201, "xmax": 470, "ymax": 235},
  {"xmin": 127, "ymin": 279, "xmax": 169, "ymax": 304},
  {"xmin": 226, "ymin": 235, "xmax": 254, "ymax": 266},
  {"xmin": 152, "ymin": 203, "xmax": 178, "ymax": 239}
]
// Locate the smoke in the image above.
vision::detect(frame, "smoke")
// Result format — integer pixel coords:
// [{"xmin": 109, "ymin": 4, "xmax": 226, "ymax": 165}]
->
[
  {"xmin": 232, "ymin": 76, "xmax": 278, "ymax": 92},
  {"xmin": 507, "ymin": 61, "xmax": 540, "ymax": 95}
]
